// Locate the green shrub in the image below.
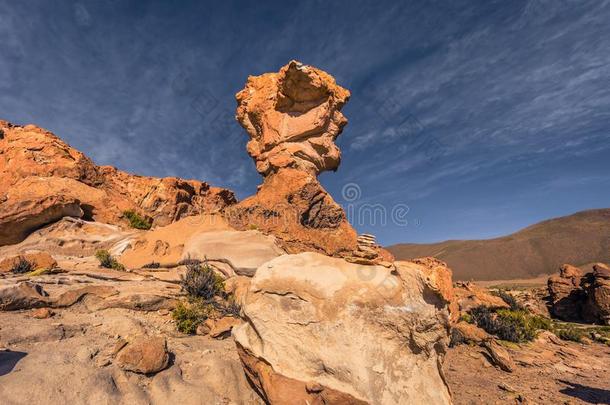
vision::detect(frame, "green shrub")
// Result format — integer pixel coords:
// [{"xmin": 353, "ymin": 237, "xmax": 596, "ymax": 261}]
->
[
  {"xmin": 220, "ymin": 296, "xmax": 242, "ymax": 318},
  {"xmin": 555, "ymin": 326, "xmax": 584, "ymax": 342},
  {"xmin": 95, "ymin": 249, "xmax": 125, "ymax": 271},
  {"xmin": 123, "ymin": 210, "xmax": 152, "ymax": 230},
  {"xmin": 470, "ymin": 306, "xmax": 552, "ymax": 343},
  {"xmin": 172, "ymin": 300, "xmax": 214, "ymax": 334},
  {"xmin": 180, "ymin": 262, "xmax": 225, "ymax": 301},
  {"xmin": 458, "ymin": 313, "xmax": 473, "ymax": 324},
  {"xmin": 495, "ymin": 290, "xmax": 524, "ymax": 311},
  {"xmin": 11, "ymin": 257, "xmax": 34, "ymax": 274},
  {"xmin": 143, "ymin": 262, "xmax": 161, "ymax": 269}
]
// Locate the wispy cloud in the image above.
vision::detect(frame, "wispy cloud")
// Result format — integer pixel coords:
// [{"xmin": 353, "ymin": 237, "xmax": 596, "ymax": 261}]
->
[{"xmin": 1, "ymin": 0, "xmax": 609, "ymax": 243}]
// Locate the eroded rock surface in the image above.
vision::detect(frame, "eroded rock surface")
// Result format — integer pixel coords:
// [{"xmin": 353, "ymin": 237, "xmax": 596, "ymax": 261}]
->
[
  {"xmin": 233, "ymin": 252, "xmax": 452, "ymax": 405},
  {"xmin": 235, "ymin": 60, "xmax": 349, "ymax": 177}
]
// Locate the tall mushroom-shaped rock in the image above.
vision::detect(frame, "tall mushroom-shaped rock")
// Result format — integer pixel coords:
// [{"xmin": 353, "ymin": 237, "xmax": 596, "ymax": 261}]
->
[{"xmin": 226, "ymin": 61, "xmax": 392, "ymax": 263}]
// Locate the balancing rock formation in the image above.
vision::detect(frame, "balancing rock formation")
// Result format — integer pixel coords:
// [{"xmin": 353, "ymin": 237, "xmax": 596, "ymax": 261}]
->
[
  {"xmin": 227, "ymin": 61, "xmax": 392, "ymax": 264},
  {"xmin": 230, "ymin": 62, "xmax": 451, "ymax": 405},
  {"xmin": 0, "ymin": 120, "xmax": 235, "ymax": 246}
]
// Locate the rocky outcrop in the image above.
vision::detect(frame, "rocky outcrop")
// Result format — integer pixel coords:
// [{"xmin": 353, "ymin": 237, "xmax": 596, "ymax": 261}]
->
[
  {"xmin": 408, "ymin": 257, "xmax": 459, "ymax": 322},
  {"xmin": 548, "ymin": 263, "xmax": 610, "ymax": 324},
  {"xmin": 453, "ymin": 281, "xmax": 509, "ymax": 313},
  {"xmin": 233, "ymin": 253, "xmax": 452, "ymax": 405},
  {"xmin": 583, "ymin": 263, "xmax": 610, "ymax": 324},
  {"xmin": 548, "ymin": 264, "xmax": 585, "ymax": 321},
  {"xmin": 227, "ymin": 62, "xmax": 392, "ymax": 264},
  {"xmin": 0, "ymin": 120, "xmax": 236, "ymax": 246}
]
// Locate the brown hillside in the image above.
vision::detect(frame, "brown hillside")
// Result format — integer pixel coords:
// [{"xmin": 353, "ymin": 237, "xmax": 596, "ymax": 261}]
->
[{"xmin": 387, "ymin": 209, "xmax": 610, "ymax": 281}]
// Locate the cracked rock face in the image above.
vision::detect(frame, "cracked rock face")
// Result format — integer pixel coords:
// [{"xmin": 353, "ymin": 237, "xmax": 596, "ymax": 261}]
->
[{"xmin": 235, "ymin": 60, "xmax": 350, "ymax": 177}]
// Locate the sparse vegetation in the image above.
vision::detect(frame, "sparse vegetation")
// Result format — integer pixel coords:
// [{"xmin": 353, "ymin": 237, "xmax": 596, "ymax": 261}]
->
[
  {"xmin": 123, "ymin": 210, "xmax": 152, "ymax": 230},
  {"xmin": 458, "ymin": 313, "xmax": 473, "ymax": 324},
  {"xmin": 469, "ymin": 306, "xmax": 552, "ymax": 343},
  {"xmin": 554, "ymin": 325, "xmax": 584, "ymax": 342},
  {"xmin": 220, "ymin": 296, "xmax": 242, "ymax": 318},
  {"xmin": 172, "ymin": 300, "xmax": 214, "ymax": 334},
  {"xmin": 95, "ymin": 249, "xmax": 125, "ymax": 271},
  {"xmin": 172, "ymin": 261, "xmax": 240, "ymax": 334},
  {"xmin": 494, "ymin": 290, "xmax": 524, "ymax": 311},
  {"xmin": 180, "ymin": 261, "xmax": 225, "ymax": 300},
  {"xmin": 143, "ymin": 262, "xmax": 161, "ymax": 269},
  {"xmin": 11, "ymin": 257, "xmax": 34, "ymax": 274},
  {"xmin": 179, "ymin": 257, "xmax": 201, "ymax": 266}
]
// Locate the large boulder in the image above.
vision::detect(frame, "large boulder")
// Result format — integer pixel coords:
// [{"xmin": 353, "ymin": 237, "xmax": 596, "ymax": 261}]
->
[
  {"xmin": 0, "ymin": 120, "xmax": 236, "ymax": 246},
  {"xmin": 0, "ymin": 252, "xmax": 57, "ymax": 273},
  {"xmin": 0, "ymin": 282, "xmax": 49, "ymax": 311},
  {"xmin": 548, "ymin": 264, "xmax": 586, "ymax": 321},
  {"xmin": 546, "ymin": 263, "xmax": 610, "ymax": 324},
  {"xmin": 233, "ymin": 252, "xmax": 452, "ymax": 405},
  {"xmin": 584, "ymin": 263, "xmax": 610, "ymax": 325},
  {"xmin": 115, "ymin": 336, "xmax": 169, "ymax": 375}
]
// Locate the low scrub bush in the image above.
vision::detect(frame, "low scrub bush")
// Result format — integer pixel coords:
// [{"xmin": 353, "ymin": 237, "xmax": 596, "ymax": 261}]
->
[
  {"xmin": 11, "ymin": 257, "xmax": 34, "ymax": 274},
  {"xmin": 494, "ymin": 290, "xmax": 524, "ymax": 311},
  {"xmin": 555, "ymin": 326, "xmax": 584, "ymax": 342},
  {"xmin": 172, "ymin": 300, "xmax": 214, "ymax": 334},
  {"xmin": 143, "ymin": 262, "xmax": 161, "ymax": 269},
  {"xmin": 173, "ymin": 261, "xmax": 242, "ymax": 334},
  {"xmin": 95, "ymin": 249, "xmax": 125, "ymax": 271},
  {"xmin": 180, "ymin": 262, "xmax": 225, "ymax": 301},
  {"xmin": 219, "ymin": 297, "xmax": 242, "ymax": 318},
  {"xmin": 470, "ymin": 306, "xmax": 552, "ymax": 343},
  {"xmin": 123, "ymin": 210, "xmax": 152, "ymax": 230}
]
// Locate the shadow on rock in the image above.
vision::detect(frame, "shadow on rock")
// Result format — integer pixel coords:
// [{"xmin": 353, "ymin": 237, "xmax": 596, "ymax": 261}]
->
[
  {"xmin": 559, "ymin": 380, "xmax": 610, "ymax": 404},
  {"xmin": 0, "ymin": 350, "xmax": 27, "ymax": 376}
]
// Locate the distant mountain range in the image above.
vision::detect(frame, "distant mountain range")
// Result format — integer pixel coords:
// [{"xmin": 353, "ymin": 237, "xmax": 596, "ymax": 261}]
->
[{"xmin": 387, "ymin": 209, "xmax": 610, "ymax": 281}]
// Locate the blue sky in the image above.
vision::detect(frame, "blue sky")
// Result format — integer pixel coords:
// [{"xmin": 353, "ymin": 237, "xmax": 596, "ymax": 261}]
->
[{"xmin": 1, "ymin": 0, "xmax": 609, "ymax": 244}]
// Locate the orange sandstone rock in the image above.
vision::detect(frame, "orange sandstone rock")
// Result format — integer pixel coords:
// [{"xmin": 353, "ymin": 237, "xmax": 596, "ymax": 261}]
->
[
  {"xmin": 235, "ymin": 60, "xmax": 349, "ymax": 177},
  {"xmin": 0, "ymin": 120, "xmax": 236, "ymax": 246},
  {"xmin": 228, "ymin": 61, "xmax": 391, "ymax": 263}
]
